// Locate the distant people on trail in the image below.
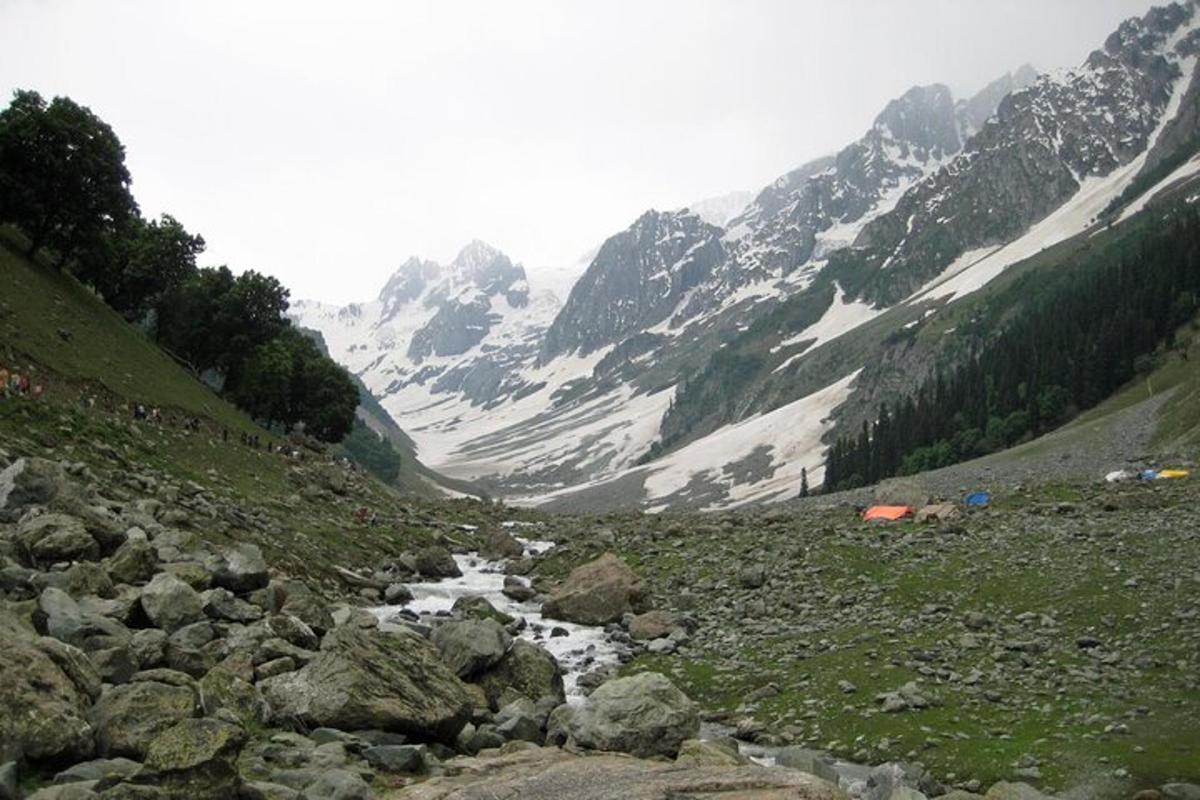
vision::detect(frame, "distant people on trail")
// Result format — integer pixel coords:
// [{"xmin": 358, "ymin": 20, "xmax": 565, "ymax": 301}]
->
[{"xmin": 1, "ymin": 370, "xmax": 42, "ymax": 400}]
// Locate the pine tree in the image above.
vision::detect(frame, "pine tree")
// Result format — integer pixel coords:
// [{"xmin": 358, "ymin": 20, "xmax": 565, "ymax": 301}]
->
[{"xmin": 799, "ymin": 467, "xmax": 809, "ymax": 498}]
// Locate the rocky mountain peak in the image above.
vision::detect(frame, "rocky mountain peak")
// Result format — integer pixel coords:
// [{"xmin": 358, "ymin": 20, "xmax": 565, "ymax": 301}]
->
[
  {"xmin": 956, "ymin": 64, "xmax": 1040, "ymax": 138},
  {"xmin": 870, "ymin": 83, "xmax": 961, "ymax": 160},
  {"xmin": 379, "ymin": 256, "xmax": 441, "ymax": 307},
  {"xmin": 541, "ymin": 209, "xmax": 726, "ymax": 359}
]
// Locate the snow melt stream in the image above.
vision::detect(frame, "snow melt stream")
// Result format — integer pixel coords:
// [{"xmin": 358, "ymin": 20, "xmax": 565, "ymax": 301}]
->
[{"xmin": 373, "ymin": 536, "xmax": 621, "ymax": 701}]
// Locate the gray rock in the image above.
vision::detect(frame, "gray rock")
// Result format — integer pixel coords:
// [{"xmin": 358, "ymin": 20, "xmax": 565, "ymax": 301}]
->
[
  {"xmin": 278, "ymin": 583, "xmax": 334, "ymax": 635},
  {"xmin": 88, "ymin": 679, "xmax": 198, "ymax": 758},
  {"xmin": 141, "ymin": 717, "xmax": 248, "ymax": 800},
  {"xmin": 241, "ymin": 783, "xmax": 299, "ymax": 800},
  {"xmin": 363, "ymin": 744, "xmax": 425, "ymax": 773},
  {"xmin": 17, "ymin": 514, "xmax": 99, "ymax": 566},
  {"xmin": 0, "ymin": 615, "xmax": 95, "ymax": 763},
  {"xmin": 1163, "ymin": 786, "xmax": 1200, "ymax": 800},
  {"xmin": 37, "ymin": 587, "xmax": 130, "ymax": 650},
  {"xmin": 383, "ymin": 583, "xmax": 413, "ymax": 605},
  {"xmin": 25, "ymin": 784, "xmax": 99, "ymax": 800},
  {"xmin": 866, "ymin": 763, "xmax": 943, "ymax": 800},
  {"xmin": 259, "ymin": 625, "xmax": 473, "ymax": 742},
  {"xmin": 201, "ymin": 587, "xmax": 263, "ymax": 622},
  {"xmin": 674, "ymin": 738, "xmax": 747, "ymax": 767},
  {"xmin": 140, "ymin": 573, "xmax": 205, "ymax": 633},
  {"xmin": 474, "ymin": 639, "xmax": 566, "ymax": 710},
  {"xmin": 130, "ymin": 629, "xmax": 168, "ymax": 669},
  {"xmin": 451, "ymin": 594, "xmax": 513, "ymax": 625},
  {"xmin": 298, "ymin": 769, "xmax": 372, "ymax": 800},
  {"xmin": 90, "ymin": 646, "xmax": 138, "ymax": 685},
  {"xmin": 53, "ymin": 758, "xmax": 141, "ymax": 785},
  {"xmin": 210, "ymin": 543, "xmax": 269, "ymax": 594},
  {"xmin": 199, "ymin": 667, "xmax": 268, "ymax": 725},
  {"xmin": 431, "ymin": 618, "xmax": 512, "ymax": 678},
  {"xmin": 414, "ymin": 546, "xmax": 461, "ymax": 579},
  {"xmin": 541, "ymin": 553, "xmax": 645, "ymax": 626},
  {"xmin": 106, "ymin": 539, "xmax": 158, "ymax": 586},
  {"xmin": 36, "ymin": 637, "xmax": 102, "ymax": 701},
  {"xmin": 496, "ymin": 712, "xmax": 542, "ymax": 743},
  {"xmin": 480, "ymin": 529, "xmax": 525, "ymax": 560},
  {"xmin": 267, "ymin": 614, "xmax": 319, "ymax": 650},
  {"xmin": 563, "ymin": 672, "xmax": 699, "ymax": 758},
  {"xmin": 501, "ymin": 575, "xmax": 536, "ymax": 602},
  {"xmin": 738, "ymin": 564, "xmax": 767, "ymax": 589}
]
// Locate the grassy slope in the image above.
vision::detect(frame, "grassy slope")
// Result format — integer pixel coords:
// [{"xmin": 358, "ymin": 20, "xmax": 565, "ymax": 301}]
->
[
  {"xmin": 0, "ymin": 243, "xmax": 523, "ymax": 586},
  {"xmin": 531, "ymin": 477, "xmax": 1200, "ymax": 794}
]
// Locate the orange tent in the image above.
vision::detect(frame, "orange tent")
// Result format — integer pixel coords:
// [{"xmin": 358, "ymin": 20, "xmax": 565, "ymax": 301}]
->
[{"xmin": 862, "ymin": 505, "xmax": 914, "ymax": 522}]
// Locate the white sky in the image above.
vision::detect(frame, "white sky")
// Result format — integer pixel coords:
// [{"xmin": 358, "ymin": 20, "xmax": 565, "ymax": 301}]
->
[{"xmin": 1, "ymin": 0, "xmax": 1154, "ymax": 303}]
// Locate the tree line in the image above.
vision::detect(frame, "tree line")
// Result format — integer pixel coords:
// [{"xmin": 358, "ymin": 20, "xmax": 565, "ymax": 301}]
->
[
  {"xmin": 0, "ymin": 90, "xmax": 357, "ymax": 442},
  {"xmin": 826, "ymin": 208, "xmax": 1200, "ymax": 491}
]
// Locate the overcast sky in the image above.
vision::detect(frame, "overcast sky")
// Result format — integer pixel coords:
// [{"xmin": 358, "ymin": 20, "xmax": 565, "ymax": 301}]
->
[{"xmin": 2, "ymin": 0, "xmax": 1154, "ymax": 303}]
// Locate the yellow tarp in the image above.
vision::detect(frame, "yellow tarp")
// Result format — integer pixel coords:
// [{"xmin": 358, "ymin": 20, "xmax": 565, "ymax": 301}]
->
[{"xmin": 1159, "ymin": 469, "xmax": 1190, "ymax": 479}]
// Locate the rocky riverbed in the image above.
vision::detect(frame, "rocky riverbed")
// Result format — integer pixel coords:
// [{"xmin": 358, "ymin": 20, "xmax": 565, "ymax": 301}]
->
[{"xmin": 2, "ymin": 444, "xmax": 1198, "ymax": 800}]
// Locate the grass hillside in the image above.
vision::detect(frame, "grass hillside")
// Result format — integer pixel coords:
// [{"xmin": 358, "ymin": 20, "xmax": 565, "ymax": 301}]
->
[{"xmin": 0, "ymin": 241, "xmax": 518, "ymax": 587}]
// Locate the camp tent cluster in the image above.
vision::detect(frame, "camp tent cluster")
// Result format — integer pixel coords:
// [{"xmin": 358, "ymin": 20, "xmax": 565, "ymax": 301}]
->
[
  {"xmin": 862, "ymin": 491, "xmax": 991, "ymax": 522},
  {"xmin": 1105, "ymin": 468, "xmax": 1190, "ymax": 483}
]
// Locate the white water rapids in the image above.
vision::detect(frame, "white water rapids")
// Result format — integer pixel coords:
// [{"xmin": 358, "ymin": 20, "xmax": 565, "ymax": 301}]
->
[{"xmin": 371, "ymin": 535, "xmax": 623, "ymax": 700}]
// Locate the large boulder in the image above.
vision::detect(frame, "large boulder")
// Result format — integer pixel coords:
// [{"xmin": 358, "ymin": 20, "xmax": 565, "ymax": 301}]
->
[
  {"xmin": 451, "ymin": 595, "xmax": 513, "ymax": 625},
  {"xmin": 278, "ymin": 582, "xmax": 334, "ymax": 636},
  {"xmin": 474, "ymin": 639, "xmax": 565, "ymax": 710},
  {"xmin": 0, "ymin": 458, "xmax": 74, "ymax": 513},
  {"xmin": 259, "ymin": 625, "xmax": 474, "ymax": 742},
  {"xmin": 199, "ymin": 667, "xmax": 268, "ymax": 725},
  {"xmin": 17, "ymin": 514, "xmax": 99, "ymax": 566},
  {"xmin": 431, "ymin": 619, "xmax": 512, "ymax": 678},
  {"xmin": 36, "ymin": 587, "xmax": 130, "ymax": 650},
  {"xmin": 140, "ymin": 574, "xmax": 205, "ymax": 633},
  {"xmin": 414, "ymin": 546, "xmax": 461, "ymax": 579},
  {"xmin": 380, "ymin": 746, "xmax": 848, "ymax": 799},
  {"xmin": 628, "ymin": 610, "xmax": 677, "ymax": 641},
  {"xmin": 88, "ymin": 678, "xmax": 198, "ymax": 758},
  {"xmin": 139, "ymin": 717, "xmax": 248, "ymax": 800},
  {"xmin": 209, "ymin": 544, "xmax": 269, "ymax": 594},
  {"xmin": 542, "ymin": 553, "xmax": 644, "ymax": 625},
  {"xmin": 298, "ymin": 769, "xmax": 372, "ymax": 800},
  {"xmin": 0, "ymin": 615, "xmax": 95, "ymax": 763},
  {"xmin": 480, "ymin": 529, "xmax": 525, "ymax": 560},
  {"xmin": 106, "ymin": 538, "xmax": 158, "ymax": 586},
  {"xmin": 561, "ymin": 672, "xmax": 698, "ymax": 758}
]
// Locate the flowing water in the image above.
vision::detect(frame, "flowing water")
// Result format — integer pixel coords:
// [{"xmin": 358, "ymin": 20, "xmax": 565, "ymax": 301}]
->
[
  {"xmin": 372, "ymin": 534, "xmax": 872, "ymax": 793},
  {"xmin": 372, "ymin": 536, "xmax": 624, "ymax": 700}
]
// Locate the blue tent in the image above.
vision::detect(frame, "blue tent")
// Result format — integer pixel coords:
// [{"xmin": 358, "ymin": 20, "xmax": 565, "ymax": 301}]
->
[
  {"xmin": 1140, "ymin": 469, "xmax": 1160, "ymax": 481},
  {"xmin": 964, "ymin": 491, "xmax": 991, "ymax": 507}
]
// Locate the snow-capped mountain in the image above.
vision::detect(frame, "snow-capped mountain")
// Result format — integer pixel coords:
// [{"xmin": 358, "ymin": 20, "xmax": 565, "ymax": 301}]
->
[
  {"xmin": 299, "ymin": 0, "xmax": 1200, "ymax": 512},
  {"xmin": 681, "ymin": 190, "xmax": 755, "ymax": 228}
]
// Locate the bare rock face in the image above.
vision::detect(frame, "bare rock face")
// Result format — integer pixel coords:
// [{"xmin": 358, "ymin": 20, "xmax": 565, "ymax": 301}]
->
[
  {"xmin": 386, "ymin": 745, "xmax": 849, "ymax": 800},
  {"xmin": 541, "ymin": 553, "xmax": 645, "ymax": 626},
  {"xmin": 258, "ymin": 625, "xmax": 474, "ymax": 742}
]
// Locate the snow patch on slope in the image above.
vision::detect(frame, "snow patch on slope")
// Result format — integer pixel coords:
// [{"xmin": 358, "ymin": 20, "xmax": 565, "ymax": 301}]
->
[{"xmin": 773, "ymin": 285, "xmax": 883, "ymax": 370}]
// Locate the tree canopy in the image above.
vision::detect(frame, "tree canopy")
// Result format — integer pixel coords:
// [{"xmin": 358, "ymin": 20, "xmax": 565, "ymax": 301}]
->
[
  {"xmin": 0, "ymin": 89, "xmax": 358, "ymax": 443},
  {"xmin": 0, "ymin": 90, "xmax": 137, "ymax": 263}
]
